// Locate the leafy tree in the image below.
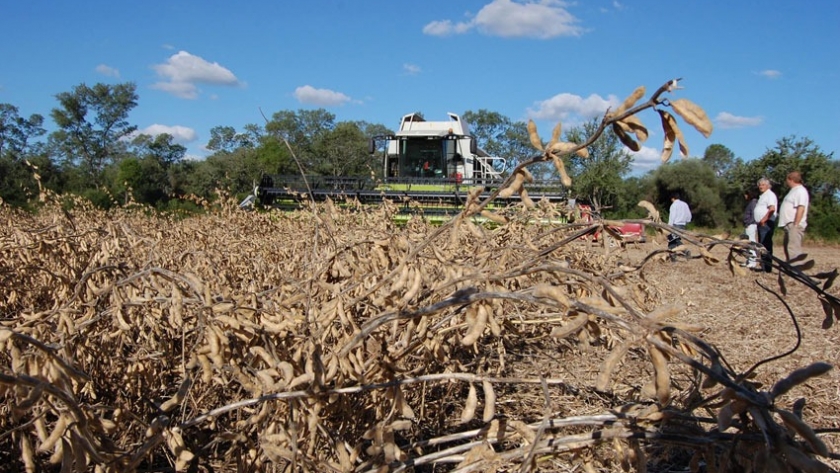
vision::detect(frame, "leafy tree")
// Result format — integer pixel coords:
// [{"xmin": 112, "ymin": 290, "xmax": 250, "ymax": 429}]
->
[
  {"xmin": 265, "ymin": 109, "xmax": 336, "ymax": 172},
  {"xmin": 311, "ymin": 121, "xmax": 376, "ymax": 177},
  {"xmin": 131, "ymin": 133, "xmax": 186, "ymax": 169},
  {"xmin": 207, "ymin": 125, "xmax": 260, "ymax": 153},
  {"xmin": 207, "ymin": 126, "xmax": 238, "ymax": 154},
  {"xmin": 253, "ymin": 135, "xmax": 295, "ymax": 176},
  {"xmin": 461, "ymin": 110, "xmax": 532, "ymax": 172},
  {"xmin": 461, "ymin": 109, "xmax": 510, "ymax": 158},
  {"xmin": 101, "ymin": 133, "xmax": 188, "ymax": 206},
  {"xmin": 563, "ymin": 119, "xmax": 633, "ymax": 212},
  {"xmin": 1, "ymin": 104, "xmax": 45, "ymax": 160},
  {"xmin": 614, "ymin": 174, "xmax": 657, "ymax": 218},
  {"xmin": 0, "ymin": 104, "xmax": 47, "ymax": 206},
  {"xmin": 110, "ymin": 156, "xmax": 166, "ymax": 206},
  {"xmin": 653, "ymin": 159, "xmax": 725, "ymax": 228},
  {"xmin": 358, "ymin": 121, "xmax": 392, "ymax": 141},
  {"xmin": 49, "ymin": 82, "xmax": 138, "ymax": 185},
  {"xmin": 702, "ymin": 144, "xmax": 736, "ymax": 178}
]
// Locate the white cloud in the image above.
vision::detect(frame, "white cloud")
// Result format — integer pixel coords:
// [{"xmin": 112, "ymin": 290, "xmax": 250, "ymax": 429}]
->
[
  {"xmin": 758, "ymin": 69, "xmax": 781, "ymax": 79},
  {"xmin": 151, "ymin": 51, "xmax": 240, "ymax": 99},
  {"xmin": 423, "ymin": 0, "xmax": 583, "ymax": 39},
  {"xmin": 293, "ymin": 85, "xmax": 353, "ymax": 106},
  {"xmin": 403, "ymin": 63, "xmax": 422, "ymax": 75},
  {"xmin": 528, "ymin": 92, "xmax": 619, "ymax": 123},
  {"xmin": 136, "ymin": 124, "xmax": 198, "ymax": 144},
  {"xmin": 422, "ymin": 20, "xmax": 472, "ymax": 36},
  {"xmin": 715, "ymin": 112, "xmax": 763, "ymax": 129},
  {"xmin": 151, "ymin": 81, "xmax": 200, "ymax": 100},
  {"xmin": 423, "ymin": 20, "xmax": 456, "ymax": 36},
  {"xmin": 95, "ymin": 64, "xmax": 120, "ymax": 78},
  {"xmin": 628, "ymin": 146, "xmax": 662, "ymax": 175}
]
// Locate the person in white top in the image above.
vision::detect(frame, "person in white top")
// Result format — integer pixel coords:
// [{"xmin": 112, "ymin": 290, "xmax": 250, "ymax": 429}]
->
[
  {"xmin": 667, "ymin": 192, "xmax": 692, "ymax": 261},
  {"xmin": 668, "ymin": 193, "xmax": 692, "ymax": 228},
  {"xmin": 777, "ymin": 171, "xmax": 809, "ymax": 262},
  {"xmin": 754, "ymin": 177, "xmax": 778, "ymax": 273}
]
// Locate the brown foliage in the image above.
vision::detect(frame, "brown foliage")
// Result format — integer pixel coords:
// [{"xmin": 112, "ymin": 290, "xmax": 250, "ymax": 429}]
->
[{"xmin": 1, "ymin": 192, "xmax": 837, "ymax": 472}]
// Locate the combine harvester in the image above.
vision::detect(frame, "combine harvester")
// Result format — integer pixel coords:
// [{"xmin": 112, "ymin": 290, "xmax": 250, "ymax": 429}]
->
[{"xmin": 254, "ymin": 112, "xmax": 567, "ymax": 221}]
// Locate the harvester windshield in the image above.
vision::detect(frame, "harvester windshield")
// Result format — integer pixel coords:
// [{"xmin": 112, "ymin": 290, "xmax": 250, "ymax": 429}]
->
[{"xmin": 397, "ymin": 137, "xmax": 462, "ymax": 179}]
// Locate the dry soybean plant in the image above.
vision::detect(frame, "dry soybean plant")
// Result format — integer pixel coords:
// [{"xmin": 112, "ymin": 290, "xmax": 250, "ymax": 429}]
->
[{"xmin": 1, "ymin": 80, "xmax": 839, "ymax": 473}]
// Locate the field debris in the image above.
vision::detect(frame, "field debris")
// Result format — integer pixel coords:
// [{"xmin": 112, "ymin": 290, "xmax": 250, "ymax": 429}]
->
[{"xmin": 2, "ymin": 191, "xmax": 838, "ymax": 472}]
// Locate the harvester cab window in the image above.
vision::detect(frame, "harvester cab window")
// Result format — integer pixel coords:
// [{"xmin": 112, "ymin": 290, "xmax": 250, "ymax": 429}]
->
[{"xmin": 402, "ymin": 139, "xmax": 443, "ymax": 178}]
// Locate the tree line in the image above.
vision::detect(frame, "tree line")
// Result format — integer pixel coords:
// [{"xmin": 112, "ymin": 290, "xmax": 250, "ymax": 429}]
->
[{"xmin": 1, "ymin": 81, "xmax": 838, "ymax": 239}]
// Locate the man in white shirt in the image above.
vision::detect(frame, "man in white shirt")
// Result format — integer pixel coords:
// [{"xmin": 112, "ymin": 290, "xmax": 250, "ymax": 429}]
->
[
  {"xmin": 777, "ymin": 171, "xmax": 809, "ymax": 262},
  {"xmin": 754, "ymin": 177, "xmax": 778, "ymax": 273},
  {"xmin": 667, "ymin": 193, "xmax": 692, "ymax": 261},
  {"xmin": 668, "ymin": 193, "xmax": 692, "ymax": 228}
]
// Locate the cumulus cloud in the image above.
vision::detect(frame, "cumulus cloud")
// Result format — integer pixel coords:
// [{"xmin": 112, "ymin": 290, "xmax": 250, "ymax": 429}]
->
[
  {"xmin": 627, "ymin": 146, "xmax": 662, "ymax": 175},
  {"xmin": 151, "ymin": 51, "xmax": 240, "ymax": 99},
  {"xmin": 293, "ymin": 85, "xmax": 353, "ymax": 106},
  {"xmin": 528, "ymin": 92, "xmax": 619, "ymax": 123},
  {"xmin": 423, "ymin": 0, "xmax": 583, "ymax": 39},
  {"xmin": 403, "ymin": 63, "xmax": 422, "ymax": 75},
  {"xmin": 136, "ymin": 124, "xmax": 198, "ymax": 144},
  {"xmin": 757, "ymin": 69, "xmax": 781, "ymax": 79},
  {"xmin": 422, "ymin": 20, "xmax": 473, "ymax": 36},
  {"xmin": 715, "ymin": 112, "xmax": 763, "ymax": 129},
  {"xmin": 96, "ymin": 64, "xmax": 120, "ymax": 78}
]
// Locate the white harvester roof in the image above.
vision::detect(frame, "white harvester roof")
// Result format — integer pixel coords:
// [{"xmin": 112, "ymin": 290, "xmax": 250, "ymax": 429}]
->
[{"xmin": 396, "ymin": 112, "xmax": 469, "ymax": 136}]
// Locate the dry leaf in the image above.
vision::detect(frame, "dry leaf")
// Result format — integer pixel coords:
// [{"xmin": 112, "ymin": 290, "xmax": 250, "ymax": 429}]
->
[
  {"xmin": 527, "ymin": 119, "xmax": 543, "ymax": 151},
  {"xmin": 670, "ymin": 98, "xmax": 713, "ymax": 138},
  {"xmin": 612, "ymin": 122, "xmax": 641, "ymax": 152}
]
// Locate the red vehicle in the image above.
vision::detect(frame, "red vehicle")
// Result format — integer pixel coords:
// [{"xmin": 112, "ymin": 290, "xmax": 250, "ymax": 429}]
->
[{"xmin": 577, "ymin": 204, "xmax": 646, "ymax": 246}]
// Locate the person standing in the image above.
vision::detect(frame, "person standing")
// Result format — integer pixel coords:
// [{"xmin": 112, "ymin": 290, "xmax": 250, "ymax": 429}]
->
[
  {"xmin": 668, "ymin": 192, "xmax": 692, "ymax": 229},
  {"xmin": 667, "ymin": 192, "xmax": 692, "ymax": 261},
  {"xmin": 743, "ymin": 189, "xmax": 759, "ymax": 268},
  {"xmin": 754, "ymin": 177, "xmax": 778, "ymax": 273},
  {"xmin": 777, "ymin": 171, "xmax": 810, "ymax": 262}
]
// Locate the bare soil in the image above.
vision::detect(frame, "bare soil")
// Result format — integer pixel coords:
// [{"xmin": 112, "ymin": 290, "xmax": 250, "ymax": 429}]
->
[{"xmin": 617, "ymin": 240, "xmax": 840, "ymax": 467}]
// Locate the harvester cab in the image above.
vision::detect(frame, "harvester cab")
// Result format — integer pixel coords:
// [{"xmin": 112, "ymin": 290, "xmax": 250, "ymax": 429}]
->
[{"xmin": 369, "ymin": 112, "xmax": 505, "ymax": 186}]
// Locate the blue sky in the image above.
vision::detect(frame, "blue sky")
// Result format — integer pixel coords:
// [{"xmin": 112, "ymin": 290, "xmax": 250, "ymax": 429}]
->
[{"xmin": 2, "ymin": 1, "xmax": 838, "ymax": 175}]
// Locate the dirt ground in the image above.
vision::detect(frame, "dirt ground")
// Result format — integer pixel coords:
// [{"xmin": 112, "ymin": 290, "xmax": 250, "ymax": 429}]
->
[
  {"xmin": 499, "ymin": 233, "xmax": 840, "ymax": 469},
  {"xmin": 627, "ymin": 239, "xmax": 840, "ymax": 467}
]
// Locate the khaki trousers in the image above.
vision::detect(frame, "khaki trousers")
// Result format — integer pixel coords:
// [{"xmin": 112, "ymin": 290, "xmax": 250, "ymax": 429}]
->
[{"xmin": 783, "ymin": 223, "xmax": 805, "ymax": 262}]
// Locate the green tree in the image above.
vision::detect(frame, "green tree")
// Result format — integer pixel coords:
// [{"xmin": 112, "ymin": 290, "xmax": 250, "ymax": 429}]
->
[
  {"xmin": 311, "ymin": 121, "xmax": 377, "ymax": 176},
  {"xmin": 461, "ymin": 110, "xmax": 532, "ymax": 172},
  {"xmin": 110, "ymin": 156, "xmax": 166, "ymax": 206},
  {"xmin": 254, "ymin": 135, "xmax": 295, "ymax": 176},
  {"xmin": 461, "ymin": 109, "xmax": 510, "ymax": 158},
  {"xmin": 49, "ymin": 82, "xmax": 138, "ymax": 185},
  {"xmin": 131, "ymin": 133, "xmax": 186, "ymax": 169},
  {"xmin": 265, "ymin": 109, "xmax": 336, "ymax": 172},
  {"xmin": 1, "ymin": 104, "xmax": 45, "ymax": 160},
  {"xmin": 615, "ymin": 174, "xmax": 657, "ymax": 218},
  {"xmin": 207, "ymin": 125, "xmax": 260, "ymax": 153},
  {"xmin": 0, "ymin": 104, "xmax": 47, "ymax": 206},
  {"xmin": 702, "ymin": 143, "xmax": 736, "ymax": 178},
  {"xmin": 653, "ymin": 159, "xmax": 725, "ymax": 228},
  {"xmin": 104, "ymin": 133, "xmax": 188, "ymax": 206}
]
